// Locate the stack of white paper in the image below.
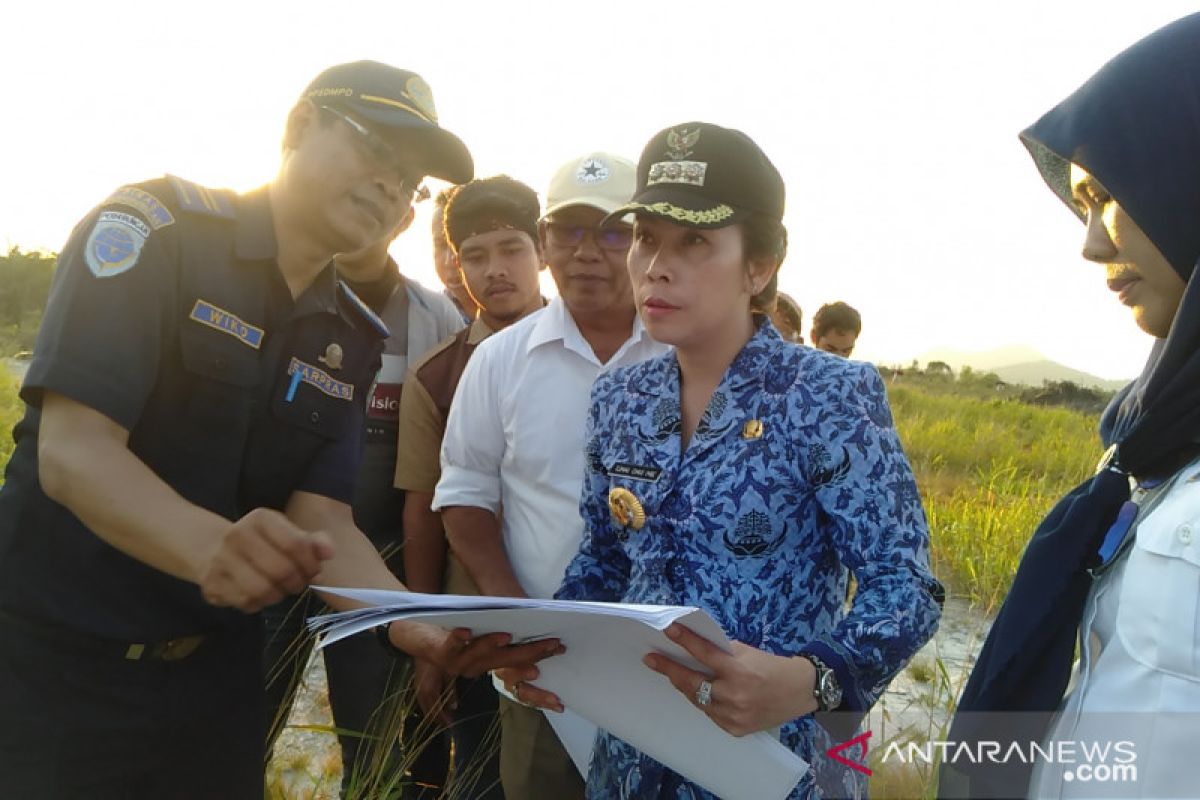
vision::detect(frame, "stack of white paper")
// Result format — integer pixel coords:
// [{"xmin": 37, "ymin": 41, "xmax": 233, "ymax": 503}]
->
[{"xmin": 310, "ymin": 588, "xmax": 807, "ymax": 800}]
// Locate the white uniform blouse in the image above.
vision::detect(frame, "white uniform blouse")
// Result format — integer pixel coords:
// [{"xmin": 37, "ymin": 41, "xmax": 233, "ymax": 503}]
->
[{"xmin": 1030, "ymin": 459, "xmax": 1200, "ymax": 798}]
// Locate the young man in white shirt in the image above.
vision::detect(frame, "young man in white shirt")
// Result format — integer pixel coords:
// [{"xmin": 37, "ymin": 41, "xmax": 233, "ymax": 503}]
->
[{"xmin": 432, "ymin": 153, "xmax": 669, "ymax": 799}]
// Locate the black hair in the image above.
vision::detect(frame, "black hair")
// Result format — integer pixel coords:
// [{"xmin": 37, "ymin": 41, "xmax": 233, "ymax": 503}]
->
[
  {"xmin": 741, "ymin": 213, "xmax": 788, "ymax": 314},
  {"xmin": 812, "ymin": 301, "xmax": 862, "ymax": 338},
  {"xmin": 442, "ymin": 175, "xmax": 541, "ymax": 254}
]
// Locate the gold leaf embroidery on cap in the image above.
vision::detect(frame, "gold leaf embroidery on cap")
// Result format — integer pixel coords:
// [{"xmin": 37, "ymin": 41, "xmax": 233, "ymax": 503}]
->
[{"xmin": 624, "ymin": 201, "xmax": 735, "ymax": 225}]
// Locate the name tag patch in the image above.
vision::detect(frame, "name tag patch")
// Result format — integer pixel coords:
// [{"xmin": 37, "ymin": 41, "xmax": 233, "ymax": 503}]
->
[
  {"xmin": 608, "ymin": 462, "xmax": 662, "ymax": 482},
  {"xmin": 189, "ymin": 300, "xmax": 264, "ymax": 349},
  {"xmin": 288, "ymin": 358, "xmax": 354, "ymax": 401}
]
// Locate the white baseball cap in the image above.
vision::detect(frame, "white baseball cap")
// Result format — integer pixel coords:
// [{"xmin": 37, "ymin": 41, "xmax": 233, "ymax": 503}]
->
[{"xmin": 541, "ymin": 152, "xmax": 636, "ymax": 219}]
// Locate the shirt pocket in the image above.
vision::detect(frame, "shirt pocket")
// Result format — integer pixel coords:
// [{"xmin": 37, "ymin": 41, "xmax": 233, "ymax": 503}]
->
[
  {"xmin": 1115, "ymin": 508, "xmax": 1200, "ymax": 680},
  {"xmin": 270, "ymin": 360, "xmax": 356, "ymax": 443},
  {"xmin": 176, "ymin": 325, "xmax": 260, "ymax": 450}
]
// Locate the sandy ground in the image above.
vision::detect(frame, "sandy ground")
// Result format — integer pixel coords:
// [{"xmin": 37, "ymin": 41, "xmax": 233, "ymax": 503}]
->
[{"xmin": 267, "ymin": 653, "xmax": 343, "ymax": 800}]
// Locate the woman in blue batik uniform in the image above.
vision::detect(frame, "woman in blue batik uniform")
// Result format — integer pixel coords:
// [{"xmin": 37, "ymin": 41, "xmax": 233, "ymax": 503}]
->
[{"xmin": 503, "ymin": 123, "xmax": 943, "ymax": 799}]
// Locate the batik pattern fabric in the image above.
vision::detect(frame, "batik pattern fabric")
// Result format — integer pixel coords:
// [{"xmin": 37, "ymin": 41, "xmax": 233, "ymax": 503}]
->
[{"xmin": 557, "ymin": 321, "xmax": 943, "ymax": 799}]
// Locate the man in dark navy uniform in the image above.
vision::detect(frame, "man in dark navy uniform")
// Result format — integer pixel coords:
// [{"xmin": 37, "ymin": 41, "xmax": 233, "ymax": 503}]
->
[{"xmin": 0, "ymin": 61, "xmax": 560, "ymax": 799}]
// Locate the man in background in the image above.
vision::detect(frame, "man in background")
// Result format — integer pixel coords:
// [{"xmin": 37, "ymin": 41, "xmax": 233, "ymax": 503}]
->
[
  {"xmin": 397, "ymin": 174, "xmax": 547, "ymax": 798},
  {"xmin": 811, "ymin": 300, "xmax": 861, "ymax": 356},
  {"xmin": 432, "ymin": 187, "xmax": 480, "ymax": 322},
  {"xmin": 433, "ymin": 153, "xmax": 668, "ymax": 799},
  {"xmin": 770, "ymin": 291, "xmax": 804, "ymax": 343}
]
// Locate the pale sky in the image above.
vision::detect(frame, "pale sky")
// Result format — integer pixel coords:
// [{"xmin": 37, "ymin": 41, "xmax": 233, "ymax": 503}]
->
[{"xmin": 4, "ymin": 0, "xmax": 1196, "ymax": 380}]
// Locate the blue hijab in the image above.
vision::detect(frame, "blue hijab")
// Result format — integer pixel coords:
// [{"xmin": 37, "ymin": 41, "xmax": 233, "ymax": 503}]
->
[{"xmin": 944, "ymin": 14, "xmax": 1200, "ymax": 798}]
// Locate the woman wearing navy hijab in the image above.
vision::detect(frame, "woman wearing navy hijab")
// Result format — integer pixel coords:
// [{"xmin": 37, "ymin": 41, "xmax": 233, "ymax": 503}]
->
[{"xmin": 943, "ymin": 13, "xmax": 1200, "ymax": 799}]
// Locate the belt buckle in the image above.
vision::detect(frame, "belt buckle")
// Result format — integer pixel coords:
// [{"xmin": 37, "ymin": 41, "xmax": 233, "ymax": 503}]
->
[
  {"xmin": 125, "ymin": 634, "xmax": 205, "ymax": 661},
  {"xmin": 158, "ymin": 634, "xmax": 204, "ymax": 661}
]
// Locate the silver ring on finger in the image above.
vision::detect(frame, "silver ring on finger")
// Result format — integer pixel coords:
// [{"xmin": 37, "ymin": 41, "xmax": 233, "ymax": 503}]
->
[{"xmin": 695, "ymin": 678, "xmax": 714, "ymax": 708}]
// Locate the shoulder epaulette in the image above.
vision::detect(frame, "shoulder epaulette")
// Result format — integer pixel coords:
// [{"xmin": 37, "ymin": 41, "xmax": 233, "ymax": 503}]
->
[
  {"xmin": 338, "ymin": 280, "xmax": 391, "ymax": 338},
  {"xmin": 166, "ymin": 174, "xmax": 236, "ymax": 219}
]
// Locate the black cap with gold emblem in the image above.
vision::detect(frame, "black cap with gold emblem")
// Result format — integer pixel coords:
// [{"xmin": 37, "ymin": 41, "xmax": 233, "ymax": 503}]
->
[
  {"xmin": 302, "ymin": 61, "xmax": 473, "ymax": 184},
  {"xmin": 606, "ymin": 121, "xmax": 784, "ymax": 229}
]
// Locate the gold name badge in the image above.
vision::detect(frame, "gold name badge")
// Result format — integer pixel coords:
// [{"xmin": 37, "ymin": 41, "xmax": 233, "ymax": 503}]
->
[{"xmin": 608, "ymin": 487, "xmax": 646, "ymax": 530}]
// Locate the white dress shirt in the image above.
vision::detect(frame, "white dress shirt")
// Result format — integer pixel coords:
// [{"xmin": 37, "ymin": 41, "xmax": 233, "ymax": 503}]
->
[
  {"xmin": 432, "ymin": 296, "xmax": 668, "ymax": 599},
  {"xmin": 1029, "ymin": 459, "xmax": 1200, "ymax": 798}
]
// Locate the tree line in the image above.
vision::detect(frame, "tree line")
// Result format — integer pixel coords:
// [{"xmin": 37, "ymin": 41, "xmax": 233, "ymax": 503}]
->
[{"xmin": 0, "ymin": 247, "xmax": 56, "ymax": 356}]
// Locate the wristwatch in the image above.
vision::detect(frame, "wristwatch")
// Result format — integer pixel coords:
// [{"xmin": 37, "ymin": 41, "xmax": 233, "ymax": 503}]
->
[{"xmin": 803, "ymin": 653, "xmax": 843, "ymax": 712}]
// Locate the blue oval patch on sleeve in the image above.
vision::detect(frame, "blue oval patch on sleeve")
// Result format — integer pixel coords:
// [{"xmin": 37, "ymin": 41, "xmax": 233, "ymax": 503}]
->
[{"xmin": 84, "ymin": 211, "xmax": 149, "ymax": 278}]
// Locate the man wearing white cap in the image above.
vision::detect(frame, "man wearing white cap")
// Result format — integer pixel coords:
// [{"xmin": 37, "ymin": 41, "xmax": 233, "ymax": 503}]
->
[{"xmin": 432, "ymin": 153, "xmax": 668, "ymax": 797}]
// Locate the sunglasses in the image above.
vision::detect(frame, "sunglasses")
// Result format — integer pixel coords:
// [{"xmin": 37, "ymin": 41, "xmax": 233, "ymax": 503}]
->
[
  {"xmin": 319, "ymin": 105, "xmax": 428, "ymax": 202},
  {"xmin": 544, "ymin": 222, "xmax": 633, "ymax": 252}
]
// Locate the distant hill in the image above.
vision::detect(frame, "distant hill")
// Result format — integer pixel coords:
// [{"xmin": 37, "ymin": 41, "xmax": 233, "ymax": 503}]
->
[
  {"xmin": 990, "ymin": 360, "xmax": 1128, "ymax": 392},
  {"xmin": 914, "ymin": 346, "xmax": 1129, "ymax": 390}
]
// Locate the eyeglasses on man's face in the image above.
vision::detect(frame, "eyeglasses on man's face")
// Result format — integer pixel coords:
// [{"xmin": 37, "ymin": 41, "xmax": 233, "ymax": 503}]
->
[
  {"xmin": 319, "ymin": 105, "xmax": 428, "ymax": 202},
  {"xmin": 544, "ymin": 222, "xmax": 633, "ymax": 252}
]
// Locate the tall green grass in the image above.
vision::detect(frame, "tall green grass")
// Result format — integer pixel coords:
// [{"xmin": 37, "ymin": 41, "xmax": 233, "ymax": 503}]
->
[
  {"xmin": 0, "ymin": 368, "xmax": 1109, "ymax": 796},
  {"xmin": 0, "ymin": 370, "xmax": 22, "ymax": 482},
  {"xmin": 889, "ymin": 382, "xmax": 1100, "ymax": 611}
]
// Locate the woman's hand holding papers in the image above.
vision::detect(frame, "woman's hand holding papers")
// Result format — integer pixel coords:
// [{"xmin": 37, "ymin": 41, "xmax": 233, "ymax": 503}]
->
[
  {"xmin": 643, "ymin": 623, "xmax": 819, "ymax": 737},
  {"xmin": 494, "ymin": 664, "xmax": 566, "ymax": 713}
]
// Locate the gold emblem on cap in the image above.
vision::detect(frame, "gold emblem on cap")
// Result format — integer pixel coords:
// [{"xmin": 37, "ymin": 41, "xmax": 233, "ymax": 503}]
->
[
  {"xmin": 665, "ymin": 127, "xmax": 700, "ymax": 160},
  {"xmin": 318, "ymin": 343, "xmax": 344, "ymax": 370},
  {"xmin": 404, "ymin": 76, "xmax": 438, "ymax": 123},
  {"xmin": 608, "ymin": 487, "xmax": 646, "ymax": 530},
  {"xmin": 742, "ymin": 419, "xmax": 764, "ymax": 440}
]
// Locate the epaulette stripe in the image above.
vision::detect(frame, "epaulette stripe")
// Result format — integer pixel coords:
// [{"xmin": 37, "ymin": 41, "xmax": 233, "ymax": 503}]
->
[
  {"xmin": 166, "ymin": 174, "xmax": 236, "ymax": 219},
  {"xmin": 199, "ymin": 186, "xmax": 217, "ymax": 213},
  {"xmin": 169, "ymin": 176, "xmax": 195, "ymax": 206}
]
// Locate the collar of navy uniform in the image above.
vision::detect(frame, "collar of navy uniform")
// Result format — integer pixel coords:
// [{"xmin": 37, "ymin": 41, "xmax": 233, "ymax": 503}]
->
[
  {"xmin": 235, "ymin": 187, "xmax": 342, "ymax": 320},
  {"xmin": 300, "ymin": 264, "xmax": 342, "ymax": 318}
]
